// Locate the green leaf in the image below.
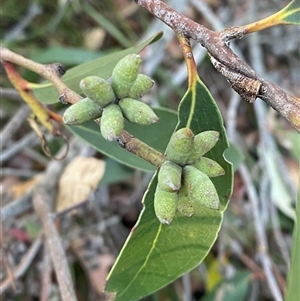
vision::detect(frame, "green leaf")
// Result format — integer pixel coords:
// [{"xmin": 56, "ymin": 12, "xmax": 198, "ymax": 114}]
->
[
  {"xmin": 99, "ymin": 158, "xmax": 134, "ymax": 185},
  {"xmin": 245, "ymin": 0, "xmax": 300, "ymax": 33},
  {"xmin": 30, "ymin": 47, "xmax": 107, "ymax": 66},
  {"xmin": 67, "ymin": 107, "xmax": 178, "ymax": 171},
  {"xmin": 32, "ymin": 32, "xmax": 163, "ymax": 104},
  {"xmin": 279, "ymin": 0, "xmax": 300, "ymax": 25},
  {"xmin": 105, "ymin": 77, "xmax": 233, "ymax": 300},
  {"xmin": 285, "ymin": 190, "xmax": 300, "ymax": 301},
  {"xmin": 201, "ymin": 271, "xmax": 251, "ymax": 301},
  {"xmin": 265, "ymin": 149, "xmax": 295, "ymax": 220},
  {"xmin": 224, "ymin": 143, "xmax": 244, "ymax": 171}
]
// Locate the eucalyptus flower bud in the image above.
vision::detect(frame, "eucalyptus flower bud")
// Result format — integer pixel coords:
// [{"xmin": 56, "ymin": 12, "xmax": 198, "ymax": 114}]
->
[
  {"xmin": 128, "ymin": 74, "xmax": 154, "ymax": 99},
  {"xmin": 166, "ymin": 127, "xmax": 194, "ymax": 166},
  {"xmin": 111, "ymin": 54, "xmax": 142, "ymax": 99},
  {"xmin": 183, "ymin": 165, "xmax": 220, "ymax": 210},
  {"xmin": 157, "ymin": 160, "xmax": 182, "ymax": 192},
  {"xmin": 118, "ymin": 98, "xmax": 159, "ymax": 125},
  {"xmin": 177, "ymin": 182, "xmax": 195, "ymax": 217},
  {"xmin": 63, "ymin": 97, "xmax": 102, "ymax": 125},
  {"xmin": 79, "ymin": 76, "xmax": 116, "ymax": 107},
  {"xmin": 100, "ymin": 104, "xmax": 124, "ymax": 141},
  {"xmin": 188, "ymin": 131, "xmax": 220, "ymax": 163},
  {"xmin": 154, "ymin": 189, "xmax": 178, "ymax": 225},
  {"xmin": 193, "ymin": 157, "xmax": 225, "ymax": 177}
]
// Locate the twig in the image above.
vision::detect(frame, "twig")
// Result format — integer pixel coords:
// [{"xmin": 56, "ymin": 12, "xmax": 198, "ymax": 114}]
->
[
  {"xmin": 1, "ymin": 188, "xmax": 34, "ymax": 222},
  {"xmin": 0, "ymin": 168, "xmax": 39, "ymax": 178},
  {"xmin": 0, "ymin": 232, "xmax": 43, "ymax": 293},
  {"xmin": 0, "ymin": 131, "xmax": 39, "ymax": 163},
  {"xmin": 118, "ymin": 130, "xmax": 166, "ymax": 167},
  {"xmin": 141, "ymin": 0, "xmax": 190, "ymax": 76},
  {"xmin": 239, "ymin": 163, "xmax": 283, "ymax": 301},
  {"xmin": 32, "ymin": 144, "xmax": 77, "ymax": 301},
  {"xmin": 40, "ymin": 246, "xmax": 52, "ymax": 301},
  {"xmin": 22, "ymin": 148, "xmax": 50, "ymax": 167},
  {"xmin": 134, "ymin": 0, "xmax": 300, "ymax": 133},
  {"xmin": 0, "ymin": 105, "xmax": 31, "ymax": 149},
  {"xmin": 0, "ymin": 46, "xmax": 168, "ymax": 168},
  {"xmin": 182, "ymin": 272, "xmax": 192, "ymax": 301},
  {"xmin": 0, "ymin": 46, "xmax": 81, "ymax": 105},
  {"xmin": 0, "ymin": 87, "xmax": 23, "ymax": 102},
  {"xmin": 4, "ymin": 3, "xmax": 42, "ymax": 42},
  {"xmin": 230, "ymin": 239, "xmax": 266, "ymax": 280},
  {"xmin": 0, "ymin": 225, "xmax": 17, "ymax": 292}
]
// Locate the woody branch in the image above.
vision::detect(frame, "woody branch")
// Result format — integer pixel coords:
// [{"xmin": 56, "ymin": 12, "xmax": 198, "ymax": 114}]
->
[{"xmin": 134, "ymin": 0, "xmax": 300, "ymax": 133}]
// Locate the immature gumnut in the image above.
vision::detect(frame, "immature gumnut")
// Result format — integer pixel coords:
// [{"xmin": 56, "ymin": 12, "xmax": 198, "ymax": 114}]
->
[
  {"xmin": 177, "ymin": 182, "xmax": 195, "ymax": 217},
  {"xmin": 166, "ymin": 127, "xmax": 194, "ymax": 165},
  {"xmin": 128, "ymin": 74, "xmax": 154, "ymax": 99},
  {"xmin": 193, "ymin": 157, "xmax": 225, "ymax": 177},
  {"xmin": 188, "ymin": 131, "xmax": 220, "ymax": 163},
  {"xmin": 157, "ymin": 160, "xmax": 182, "ymax": 192},
  {"xmin": 79, "ymin": 76, "xmax": 116, "ymax": 107},
  {"xmin": 118, "ymin": 98, "xmax": 159, "ymax": 125},
  {"xmin": 183, "ymin": 165, "xmax": 220, "ymax": 210},
  {"xmin": 63, "ymin": 97, "xmax": 102, "ymax": 125},
  {"xmin": 154, "ymin": 190, "xmax": 178, "ymax": 225},
  {"xmin": 111, "ymin": 54, "xmax": 142, "ymax": 98},
  {"xmin": 100, "ymin": 103, "xmax": 124, "ymax": 141}
]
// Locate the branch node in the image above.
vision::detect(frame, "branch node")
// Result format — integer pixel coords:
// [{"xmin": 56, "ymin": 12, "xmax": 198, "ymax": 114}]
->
[{"xmin": 220, "ymin": 26, "xmax": 247, "ymax": 44}]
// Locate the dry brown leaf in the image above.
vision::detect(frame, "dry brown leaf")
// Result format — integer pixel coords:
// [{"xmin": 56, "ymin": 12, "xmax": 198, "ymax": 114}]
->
[{"xmin": 55, "ymin": 156, "xmax": 105, "ymax": 213}]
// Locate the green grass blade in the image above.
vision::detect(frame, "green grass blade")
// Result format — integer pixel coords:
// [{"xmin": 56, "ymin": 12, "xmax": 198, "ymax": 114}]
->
[
  {"xmin": 80, "ymin": 1, "xmax": 132, "ymax": 48},
  {"xmin": 285, "ymin": 189, "xmax": 300, "ymax": 301}
]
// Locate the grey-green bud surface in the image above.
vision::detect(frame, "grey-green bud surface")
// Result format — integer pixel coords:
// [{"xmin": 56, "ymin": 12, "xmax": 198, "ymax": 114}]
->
[
  {"xmin": 128, "ymin": 74, "xmax": 154, "ymax": 99},
  {"xmin": 79, "ymin": 76, "xmax": 116, "ymax": 107},
  {"xmin": 193, "ymin": 157, "xmax": 225, "ymax": 177},
  {"xmin": 100, "ymin": 103, "xmax": 124, "ymax": 141},
  {"xmin": 166, "ymin": 127, "xmax": 194, "ymax": 165},
  {"xmin": 63, "ymin": 97, "xmax": 102, "ymax": 125},
  {"xmin": 157, "ymin": 160, "xmax": 182, "ymax": 192},
  {"xmin": 119, "ymin": 98, "xmax": 159, "ymax": 125},
  {"xmin": 111, "ymin": 54, "xmax": 142, "ymax": 99},
  {"xmin": 183, "ymin": 165, "xmax": 220, "ymax": 210},
  {"xmin": 154, "ymin": 190, "xmax": 178, "ymax": 225},
  {"xmin": 177, "ymin": 182, "xmax": 195, "ymax": 217},
  {"xmin": 188, "ymin": 131, "xmax": 220, "ymax": 163}
]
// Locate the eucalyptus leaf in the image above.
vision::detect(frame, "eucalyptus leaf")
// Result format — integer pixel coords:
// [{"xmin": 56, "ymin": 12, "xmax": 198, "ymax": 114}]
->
[
  {"xmin": 106, "ymin": 75, "xmax": 233, "ymax": 300},
  {"xmin": 279, "ymin": 0, "xmax": 300, "ymax": 25},
  {"xmin": 33, "ymin": 32, "xmax": 163, "ymax": 104},
  {"xmin": 67, "ymin": 107, "xmax": 177, "ymax": 171}
]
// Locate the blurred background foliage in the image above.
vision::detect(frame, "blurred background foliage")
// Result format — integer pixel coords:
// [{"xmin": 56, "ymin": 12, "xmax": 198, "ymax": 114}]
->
[{"xmin": 1, "ymin": 0, "xmax": 299, "ymax": 300}]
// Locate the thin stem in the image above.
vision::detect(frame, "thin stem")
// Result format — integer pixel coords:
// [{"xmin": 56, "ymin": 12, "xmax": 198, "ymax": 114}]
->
[
  {"xmin": 32, "ymin": 144, "xmax": 77, "ymax": 301},
  {"xmin": 0, "ymin": 46, "xmax": 82, "ymax": 104},
  {"xmin": 0, "ymin": 233, "xmax": 43, "ymax": 292},
  {"xmin": 118, "ymin": 131, "xmax": 166, "ymax": 168}
]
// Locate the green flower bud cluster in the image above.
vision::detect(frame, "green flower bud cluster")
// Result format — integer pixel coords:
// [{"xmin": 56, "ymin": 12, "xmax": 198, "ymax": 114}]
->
[
  {"xmin": 154, "ymin": 127, "xmax": 225, "ymax": 225},
  {"xmin": 63, "ymin": 54, "xmax": 158, "ymax": 141}
]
